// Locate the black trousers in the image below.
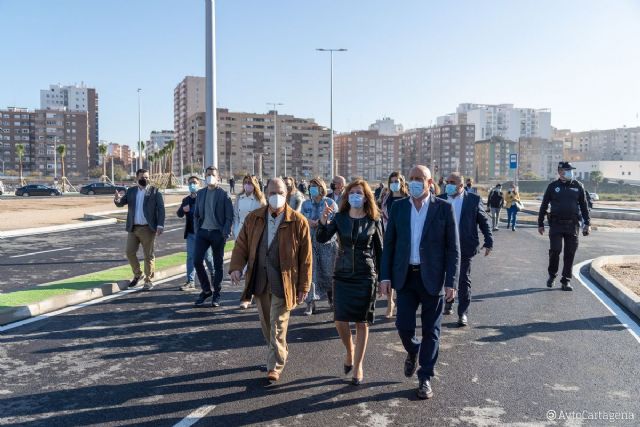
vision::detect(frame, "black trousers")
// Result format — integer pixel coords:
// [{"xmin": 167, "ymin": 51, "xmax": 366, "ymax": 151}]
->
[{"xmin": 548, "ymin": 222, "xmax": 579, "ymax": 282}]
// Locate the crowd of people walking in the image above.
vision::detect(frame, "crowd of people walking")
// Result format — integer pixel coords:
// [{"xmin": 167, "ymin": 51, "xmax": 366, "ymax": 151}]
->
[{"xmin": 113, "ymin": 161, "xmax": 590, "ymax": 400}]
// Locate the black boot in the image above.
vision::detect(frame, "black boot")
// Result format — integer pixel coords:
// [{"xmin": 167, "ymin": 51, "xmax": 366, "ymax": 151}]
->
[
  {"xmin": 546, "ymin": 276, "xmax": 555, "ymax": 288},
  {"xmin": 561, "ymin": 281, "xmax": 573, "ymax": 291}
]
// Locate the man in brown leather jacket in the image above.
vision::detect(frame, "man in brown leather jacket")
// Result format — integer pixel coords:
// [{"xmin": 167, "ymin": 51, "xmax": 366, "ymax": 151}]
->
[{"xmin": 229, "ymin": 177, "xmax": 312, "ymax": 383}]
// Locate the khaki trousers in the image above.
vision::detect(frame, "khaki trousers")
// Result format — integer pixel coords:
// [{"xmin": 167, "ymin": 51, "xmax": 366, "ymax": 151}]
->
[
  {"xmin": 255, "ymin": 292, "xmax": 290, "ymax": 374},
  {"xmin": 126, "ymin": 225, "xmax": 156, "ymax": 283}
]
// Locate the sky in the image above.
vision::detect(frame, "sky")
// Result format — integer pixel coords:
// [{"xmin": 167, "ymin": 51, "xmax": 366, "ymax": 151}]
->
[{"xmin": 1, "ymin": 0, "xmax": 639, "ymax": 150}]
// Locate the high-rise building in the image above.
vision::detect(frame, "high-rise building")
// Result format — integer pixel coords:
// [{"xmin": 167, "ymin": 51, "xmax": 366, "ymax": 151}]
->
[
  {"xmin": 182, "ymin": 108, "xmax": 331, "ymax": 180},
  {"xmin": 334, "ymin": 130, "xmax": 400, "ymax": 182},
  {"xmin": 368, "ymin": 117, "xmax": 403, "ymax": 136},
  {"xmin": 148, "ymin": 130, "xmax": 175, "ymax": 155},
  {"xmin": 518, "ymin": 137, "xmax": 564, "ymax": 179},
  {"xmin": 174, "ymin": 76, "xmax": 205, "ymax": 171},
  {"xmin": 568, "ymin": 127, "xmax": 640, "ymax": 161},
  {"xmin": 0, "ymin": 106, "xmax": 90, "ymax": 177},
  {"xmin": 438, "ymin": 103, "xmax": 551, "ymax": 142},
  {"xmin": 474, "ymin": 136, "xmax": 517, "ymax": 182},
  {"xmin": 398, "ymin": 128, "xmax": 433, "ymax": 174},
  {"xmin": 430, "ymin": 124, "xmax": 476, "ymax": 179},
  {"xmin": 40, "ymin": 83, "xmax": 99, "ymax": 167}
]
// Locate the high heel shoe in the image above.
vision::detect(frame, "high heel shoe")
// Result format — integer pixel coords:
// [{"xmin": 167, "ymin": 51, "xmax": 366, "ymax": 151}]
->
[
  {"xmin": 351, "ymin": 377, "xmax": 363, "ymax": 386},
  {"xmin": 343, "ymin": 364, "xmax": 353, "ymax": 375}
]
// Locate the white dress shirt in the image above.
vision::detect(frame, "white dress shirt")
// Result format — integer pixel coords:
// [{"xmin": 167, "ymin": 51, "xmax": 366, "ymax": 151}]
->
[
  {"xmin": 410, "ymin": 197, "xmax": 429, "ymax": 265},
  {"xmin": 134, "ymin": 187, "xmax": 148, "ymax": 225},
  {"xmin": 447, "ymin": 191, "xmax": 464, "ymax": 225}
]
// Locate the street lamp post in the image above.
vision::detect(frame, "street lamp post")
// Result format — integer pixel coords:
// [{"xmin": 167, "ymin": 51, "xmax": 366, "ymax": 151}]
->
[
  {"xmin": 137, "ymin": 88, "xmax": 142, "ymax": 170},
  {"xmin": 205, "ymin": 0, "xmax": 218, "ymax": 168},
  {"xmin": 316, "ymin": 48, "xmax": 347, "ymax": 178},
  {"xmin": 267, "ymin": 102, "xmax": 283, "ymax": 177}
]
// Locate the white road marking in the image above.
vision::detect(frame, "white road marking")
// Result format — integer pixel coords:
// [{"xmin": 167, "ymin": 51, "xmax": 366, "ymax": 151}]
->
[
  {"xmin": 163, "ymin": 227, "xmax": 183, "ymax": 233},
  {"xmin": 573, "ymin": 260, "xmax": 640, "ymax": 344},
  {"xmin": 0, "ymin": 273, "xmax": 184, "ymax": 333},
  {"xmin": 9, "ymin": 247, "xmax": 74, "ymax": 258},
  {"xmin": 173, "ymin": 405, "xmax": 217, "ymax": 427}
]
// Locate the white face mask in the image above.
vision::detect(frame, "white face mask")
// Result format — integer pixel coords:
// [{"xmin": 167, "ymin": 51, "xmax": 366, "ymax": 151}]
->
[
  {"xmin": 268, "ymin": 194, "xmax": 286, "ymax": 210},
  {"xmin": 205, "ymin": 175, "xmax": 218, "ymax": 186}
]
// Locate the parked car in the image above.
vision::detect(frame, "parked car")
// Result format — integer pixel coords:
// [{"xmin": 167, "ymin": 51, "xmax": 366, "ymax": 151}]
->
[
  {"xmin": 0, "ymin": 180, "xmax": 4, "ymax": 195},
  {"xmin": 15, "ymin": 184, "xmax": 61, "ymax": 197},
  {"xmin": 589, "ymin": 192, "xmax": 599, "ymax": 201},
  {"xmin": 80, "ymin": 182, "xmax": 128, "ymax": 195}
]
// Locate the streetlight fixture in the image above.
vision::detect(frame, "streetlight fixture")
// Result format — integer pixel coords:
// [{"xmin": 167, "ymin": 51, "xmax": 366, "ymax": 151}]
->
[
  {"xmin": 205, "ymin": 0, "xmax": 218, "ymax": 168},
  {"xmin": 266, "ymin": 102, "xmax": 283, "ymax": 177},
  {"xmin": 316, "ymin": 48, "xmax": 347, "ymax": 178},
  {"xmin": 137, "ymin": 88, "xmax": 142, "ymax": 170}
]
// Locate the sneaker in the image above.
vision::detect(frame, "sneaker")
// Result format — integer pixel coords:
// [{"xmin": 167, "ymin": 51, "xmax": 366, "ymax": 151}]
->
[
  {"xmin": 304, "ymin": 302, "xmax": 316, "ymax": 316},
  {"xmin": 417, "ymin": 378, "xmax": 434, "ymax": 399},
  {"xmin": 211, "ymin": 294, "xmax": 221, "ymax": 307},
  {"xmin": 128, "ymin": 276, "xmax": 142, "ymax": 288},
  {"xmin": 195, "ymin": 292, "xmax": 213, "ymax": 306},
  {"xmin": 511, "ymin": 227, "xmax": 516, "ymax": 231},
  {"xmin": 142, "ymin": 282, "xmax": 155, "ymax": 291},
  {"xmin": 179, "ymin": 282, "xmax": 196, "ymax": 291},
  {"xmin": 404, "ymin": 352, "xmax": 418, "ymax": 378}
]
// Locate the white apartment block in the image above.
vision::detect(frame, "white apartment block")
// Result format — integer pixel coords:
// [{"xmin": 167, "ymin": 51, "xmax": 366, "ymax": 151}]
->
[
  {"xmin": 438, "ymin": 103, "xmax": 551, "ymax": 142},
  {"xmin": 573, "ymin": 160, "xmax": 640, "ymax": 184},
  {"xmin": 569, "ymin": 127, "xmax": 640, "ymax": 161},
  {"xmin": 368, "ymin": 117, "xmax": 403, "ymax": 136}
]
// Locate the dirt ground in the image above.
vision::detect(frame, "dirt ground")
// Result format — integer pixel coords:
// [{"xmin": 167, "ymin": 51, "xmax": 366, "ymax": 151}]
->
[
  {"xmin": 603, "ymin": 263, "xmax": 640, "ymax": 297},
  {"xmin": 0, "ymin": 194, "xmax": 186, "ymax": 231}
]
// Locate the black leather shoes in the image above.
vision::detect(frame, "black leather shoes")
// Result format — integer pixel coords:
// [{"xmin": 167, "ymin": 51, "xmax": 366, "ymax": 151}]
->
[
  {"xmin": 194, "ymin": 292, "xmax": 212, "ymax": 306},
  {"xmin": 561, "ymin": 281, "xmax": 573, "ymax": 291},
  {"xmin": 211, "ymin": 294, "xmax": 222, "ymax": 307},
  {"xmin": 343, "ymin": 365, "xmax": 353, "ymax": 375},
  {"xmin": 443, "ymin": 301, "xmax": 453, "ymax": 315},
  {"xmin": 458, "ymin": 314, "xmax": 468, "ymax": 327},
  {"xmin": 351, "ymin": 377, "xmax": 363, "ymax": 386},
  {"xmin": 546, "ymin": 276, "xmax": 555, "ymax": 288},
  {"xmin": 128, "ymin": 276, "xmax": 142, "ymax": 288},
  {"xmin": 417, "ymin": 378, "xmax": 434, "ymax": 399},
  {"xmin": 404, "ymin": 352, "xmax": 418, "ymax": 378}
]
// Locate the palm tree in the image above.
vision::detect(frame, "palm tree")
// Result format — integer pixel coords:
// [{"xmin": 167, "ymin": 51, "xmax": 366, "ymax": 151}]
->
[
  {"xmin": 158, "ymin": 147, "xmax": 167, "ymax": 175},
  {"xmin": 147, "ymin": 153, "xmax": 155, "ymax": 177},
  {"xmin": 99, "ymin": 143, "xmax": 108, "ymax": 182},
  {"xmin": 56, "ymin": 144, "xmax": 67, "ymax": 192},
  {"xmin": 166, "ymin": 139, "xmax": 176, "ymax": 177},
  {"xmin": 16, "ymin": 144, "xmax": 25, "ymax": 185}
]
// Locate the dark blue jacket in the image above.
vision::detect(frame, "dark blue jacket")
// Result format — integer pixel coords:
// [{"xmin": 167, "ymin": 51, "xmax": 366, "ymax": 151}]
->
[
  {"xmin": 193, "ymin": 186, "xmax": 234, "ymax": 240},
  {"xmin": 380, "ymin": 194, "xmax": 460, "ymax": 295},
  {"xmin": 438, "ymin": 191, "xmax": 493, "ymax": 258},
  {"xmin": 114, "ymin": 185, "xmax": 165, "ymax": 232},
  {"xmin": 176, "ymin": 194, "xmax": 197, "ymax": 239}
]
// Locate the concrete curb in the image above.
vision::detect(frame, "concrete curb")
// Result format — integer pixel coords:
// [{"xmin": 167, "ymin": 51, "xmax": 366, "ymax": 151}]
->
[
  {"xmin": 0, "ymin": 252, "xmax": 232, "ymax": 326},
  {"xmin": 590, "ymin": 255, "xmax": 640, "ymax": 320},
  {"xmin": 0, "ymin": 218, "xmax": 118, "ymax": 239}
]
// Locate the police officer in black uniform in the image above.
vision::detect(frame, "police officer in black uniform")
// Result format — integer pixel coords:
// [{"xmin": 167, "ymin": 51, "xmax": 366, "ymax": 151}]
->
[{"xmin": 537, "ymin": 161, "xmax": 591, "ymax": 291}]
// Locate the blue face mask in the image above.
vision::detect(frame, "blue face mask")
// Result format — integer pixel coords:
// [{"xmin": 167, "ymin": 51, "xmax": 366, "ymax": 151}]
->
[
  {"xmin": 309, "ymin": 186, "xmax": 319, "ymax": 198},
  {"xmin": 348, "ymin": 193, "xmax": 364, "ymax": 209},
  {"xmin": 563, "ymin": 170, "xmax": 574, "ymax": 180},
  {"xmin": 188, "ymin": 183, "xmax": 198, "ymax": 193},
  {"xmin": 445, "ymin": 184, "xmax": 458, "ymax": 196},
  {"xmin": 408, "ymin": 181, "xmax": 425, "ymax": 198},
  {"xmin": 390, "ymin": 182, "xmax": 401, "ymax": 193}
]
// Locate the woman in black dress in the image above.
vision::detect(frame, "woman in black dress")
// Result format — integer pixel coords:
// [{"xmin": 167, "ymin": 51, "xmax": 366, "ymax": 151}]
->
[{"xmin": 317, "ymin": 178, "xmax": 383, "ymax": 385}]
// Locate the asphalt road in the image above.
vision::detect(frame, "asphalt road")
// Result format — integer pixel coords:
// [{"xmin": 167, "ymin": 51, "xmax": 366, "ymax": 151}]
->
[
  {"xmin": 0, "ymin": 228, "xmax": 639, "ymax": 426},
  {"xmin": 0, "ymin": 214, "xmax": 188, "ymax": 293}
]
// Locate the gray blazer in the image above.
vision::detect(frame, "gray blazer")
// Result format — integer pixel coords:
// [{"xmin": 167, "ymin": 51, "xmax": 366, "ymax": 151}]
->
[
  {"xmin": 380, "ymin": 194, "xmax": 460, "ymax": 296},
  {"xmin": 114, "ymin": 186, "xmax": 165, "ymax": 232},
  {"xmin": 193, "ymin": 186, "xmax": 234, "ymax": 239}
]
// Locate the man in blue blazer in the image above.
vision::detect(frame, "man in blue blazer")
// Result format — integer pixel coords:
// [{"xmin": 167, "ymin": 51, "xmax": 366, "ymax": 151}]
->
[
  {"xmin": 440, "ymin": 172, "xmax": 493, "ymax": 326},
  {"xmin": 380, "ymin": 165, "xmax": 460, "ymax": 400},
  {"xmin": 193, "ymin": 166, "xmax": 234, "ymax": 308}
]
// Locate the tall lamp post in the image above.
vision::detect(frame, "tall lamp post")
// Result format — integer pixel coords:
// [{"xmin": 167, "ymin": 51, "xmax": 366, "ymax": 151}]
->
[
  {"xmin": 316, "ymin": 48, "xmax": 347, "ymax": 178},
  {"xmin": 205, "ymin": 0, "xmax": 218, "ymax": 168},
  {"xmin": 266, "ymin": 102, "xmax": 283, "ymax": 177},
  {"xmin": 137, "ymin": 88, "xmax": 142, "ymax": 170}
]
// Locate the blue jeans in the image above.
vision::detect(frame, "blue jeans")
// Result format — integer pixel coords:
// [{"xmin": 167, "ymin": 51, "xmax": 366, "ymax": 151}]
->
[
  {"xmin": 186, "ymin": 233, "xmax": 213, "ymax": 283},
  {"xmin": 507, "ymin": 206, "xmax": 518, "ymax": 229},
  {"xmin": 194, "ymin": 229, "xmax": 226, "ymax": 295}
]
